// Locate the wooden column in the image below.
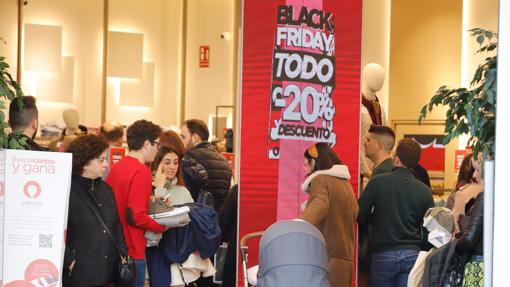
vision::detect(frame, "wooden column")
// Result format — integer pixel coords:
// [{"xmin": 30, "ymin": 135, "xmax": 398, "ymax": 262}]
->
[
  {"xmin": 101, "ymin": 0, "xmax": 109, "ymax": 123},
  {"xmin": 179, "ymin": 0, "xmax": 188, "ymax": 125},
  {"xmin": 16, "ymin": 0, "xmax": 24, "ymax": 83}
]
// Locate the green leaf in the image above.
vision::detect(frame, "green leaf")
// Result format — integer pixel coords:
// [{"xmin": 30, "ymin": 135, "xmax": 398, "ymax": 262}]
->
[
  {"xmin": 419, "ymin": 105, "xmax": 427, "ymax": 117},
  {"xmin": 471, "ymin": 65, "xmax": 484, "ymax": 86},
  {"xmin": 487, "ymin": 43, "xmax": 497, "ymax": 51},
  {"xmin": 476, "ymin": 35, "xmax": 485, "ymax": 45},
  {"xmin": 0, "ymin": 56, "xmax": 26, "ymax": 148}
]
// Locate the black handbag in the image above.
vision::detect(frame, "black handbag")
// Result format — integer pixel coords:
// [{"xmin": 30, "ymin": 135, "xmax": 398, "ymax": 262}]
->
[
  {"xmin": 115, "ymin": 255, "xmax": 136, "ymax": 287},
  {"xmin": 75, "ymin": 189, "xmax": 136, "ymax": 287}
]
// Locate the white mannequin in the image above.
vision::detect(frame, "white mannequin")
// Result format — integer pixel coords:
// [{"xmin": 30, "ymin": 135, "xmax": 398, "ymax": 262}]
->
[
  {"xmin": 362, "ymin": 63, "xmax": 385, "ymax": 100},
  {"xmin": 360, "ymin": 63, "xmax": 386, "ymax": 182},
  {"xmin": 63, "ymin": 108, "xmax": 80, "ymax": 136},
  {"xmin": 48, "ymin": 108, "xmax": 84, "ymax": 152}
]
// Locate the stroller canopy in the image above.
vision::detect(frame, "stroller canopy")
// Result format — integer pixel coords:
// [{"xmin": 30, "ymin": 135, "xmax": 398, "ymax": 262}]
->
[{"xmin": 257, "ymin": 220, "xmax": 330, "ymax": 287}]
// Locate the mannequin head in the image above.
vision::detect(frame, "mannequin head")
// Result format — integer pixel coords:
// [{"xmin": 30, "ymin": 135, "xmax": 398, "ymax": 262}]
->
[
  {"xmin": 362, "ymin": 63, "xmax": 385, "ymax": 99},
  {"xmin": 63, "ymin": 108, "xmax": 80, "ymax": 136}
]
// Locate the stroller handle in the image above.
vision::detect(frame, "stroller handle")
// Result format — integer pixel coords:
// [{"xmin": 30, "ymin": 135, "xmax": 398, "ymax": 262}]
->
[
  {"xmin": 240, "ymin": 231, "xmax": 264, "ymax": 246},
  {"xmin": 240, "ymin": 231, "xmax": 264, "ymax": 287}
]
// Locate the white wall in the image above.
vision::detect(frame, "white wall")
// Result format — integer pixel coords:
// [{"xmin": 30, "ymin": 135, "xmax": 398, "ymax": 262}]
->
[
  {"xmin": 1, "ymin": 0, "xmax": 236, "ymax": 132},
  {"xmin": 461, "ymin": 0, "xmax": 499, "ymax": 87},
  {"xmin": 493, "ymin": 1, "xmax": 510, "ymax": 284},
  {"xmin": 0, "ymin": 0, "xmax": 19, "ymax": 80},
  {"xmin": 458, "ymin": 0, "xmax": 499, "ymax": 148},
  {"xmin": 106, "ymin": 0, "xmax": 182, "ymax": 128},
  {"xmin": 2, "ymin": 0, "xmax": 104, "ymax": 128},
  {"xmin": 184, "ymin": 0, "xmax": 235, "ymax": 125},
  {"xmin": 361, "ymin": 0, "xmax": 391, "ymax": 122}
]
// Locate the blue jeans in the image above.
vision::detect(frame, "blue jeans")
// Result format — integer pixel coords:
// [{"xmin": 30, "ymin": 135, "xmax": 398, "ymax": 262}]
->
[
  {"xmin": 134, "ymin": 259, "xmax": 146, "ymax": 287},
  {"xmin": 370, "ymin": 249, "xmax": 419, "ymax": 287}
]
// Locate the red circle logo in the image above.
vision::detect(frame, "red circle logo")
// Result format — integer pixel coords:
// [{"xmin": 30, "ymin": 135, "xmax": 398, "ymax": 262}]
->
[
  {"xmin": 3, "ymin": 280, "xmax": 35, "ymax": 287},
  {"xmin": 24, "ymin": 259, "xmax": 59, "ymax": 287},
  {"xmin": 23, "ymin": 181, "xmax": 42, "ymax": 199}
]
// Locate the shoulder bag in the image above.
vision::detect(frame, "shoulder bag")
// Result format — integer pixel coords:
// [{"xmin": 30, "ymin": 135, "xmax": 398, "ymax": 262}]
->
[{"xmin": 75, "ymin": 189, "xmax": 136, "ymax": 287}]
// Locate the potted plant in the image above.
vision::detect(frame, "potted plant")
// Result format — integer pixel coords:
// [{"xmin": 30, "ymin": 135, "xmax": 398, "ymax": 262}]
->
[
  {"xmin": 419, "ymin": 28, "xmax": 497, "ymax": 286},
  {"xmin": 418, "ymin": 28, "xmax": 497, "ymax": 160},
  {"xmin": 1, "ymin": 36, "xmax": 27, "ymax": 149}
]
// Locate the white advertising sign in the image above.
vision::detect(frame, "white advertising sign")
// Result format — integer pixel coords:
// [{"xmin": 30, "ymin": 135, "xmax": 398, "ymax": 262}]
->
[{"xmin": 2, "ymin": 150, "xmax": 72, "ymax": 287}]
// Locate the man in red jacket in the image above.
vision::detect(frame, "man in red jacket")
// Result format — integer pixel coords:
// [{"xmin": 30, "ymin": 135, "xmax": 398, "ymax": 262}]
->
[{"xmin": 106, "ymin": 119, "xmax": 165, "ymax": 287}]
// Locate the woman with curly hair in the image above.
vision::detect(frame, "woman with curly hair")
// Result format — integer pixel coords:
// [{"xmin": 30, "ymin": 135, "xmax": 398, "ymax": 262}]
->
[{"xmin": 63, "ymin": 134, "xmax": 127, "ymax": 287}]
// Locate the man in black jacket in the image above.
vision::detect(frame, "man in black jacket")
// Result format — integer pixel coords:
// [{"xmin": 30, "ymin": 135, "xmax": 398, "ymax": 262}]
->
[
  {"xmin": 181, "ymin": 119, "xmax": 232, "ymax": 211},
  {"xmin": 8, "ymin": 96, "xmax": 48, "ymax": 151},
  {"xmin": 358, "ymin": 138, "xmax": 434, "ymax": 287}
]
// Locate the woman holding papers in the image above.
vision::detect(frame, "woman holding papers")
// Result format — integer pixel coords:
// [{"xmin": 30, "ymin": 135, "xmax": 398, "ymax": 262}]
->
[
  {"xmin": 146, "ymin": 146, "xmax": 217, "ymax": 286},
  {"xmin": 63, "ymin": 134, "xmax": 127, "ymax": 287},
  {"xmin": 144, "ymin": 145, "xmax": 193, "ymax": 246}
]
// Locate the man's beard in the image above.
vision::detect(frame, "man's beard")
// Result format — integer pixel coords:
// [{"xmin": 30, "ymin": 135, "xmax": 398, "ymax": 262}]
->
[{"xmin": 186, "ymin": 141, "xmax": 195, "ymax": 151}]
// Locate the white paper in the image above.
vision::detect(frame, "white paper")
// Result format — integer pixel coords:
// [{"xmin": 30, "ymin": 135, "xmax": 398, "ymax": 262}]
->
[{"xmin": 150, "ymin": 206, "xmax": 190, "ymax": 219}]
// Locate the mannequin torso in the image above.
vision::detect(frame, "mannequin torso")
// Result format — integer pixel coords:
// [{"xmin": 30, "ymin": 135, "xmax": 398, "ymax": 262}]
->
[{"xmin": 360, "ymin": 63, "xmax": 386, "ymax": 179}]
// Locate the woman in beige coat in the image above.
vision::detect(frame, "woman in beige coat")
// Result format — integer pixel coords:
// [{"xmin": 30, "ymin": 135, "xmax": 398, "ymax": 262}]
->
[{"xmin": 299, "ymin": 143, "xmax": 359, "ymax": 287}]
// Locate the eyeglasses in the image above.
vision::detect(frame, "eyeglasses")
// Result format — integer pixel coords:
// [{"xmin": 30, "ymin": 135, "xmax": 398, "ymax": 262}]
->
[{"xmin": 151, "ymin": 141, "xmax": 162, "ymax": 149}]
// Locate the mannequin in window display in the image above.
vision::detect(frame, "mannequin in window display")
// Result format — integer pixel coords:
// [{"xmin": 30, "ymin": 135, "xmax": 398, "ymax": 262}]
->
[
  {"xmin": 48, "ymin": 108, "xmax": 87, "ymax": 151},
  {"xmin": 360, "ymin": 63, "xmax": 386, "ymax": 186}
]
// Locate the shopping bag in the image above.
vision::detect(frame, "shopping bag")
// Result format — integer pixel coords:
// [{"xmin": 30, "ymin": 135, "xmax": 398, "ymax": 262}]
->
[{"xmin": 213, "ymin": 243, "xmax": 228, "ymax": 284}]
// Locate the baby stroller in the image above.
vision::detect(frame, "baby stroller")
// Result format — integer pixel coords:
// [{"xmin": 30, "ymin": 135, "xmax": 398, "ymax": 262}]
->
[{"xmin": 241, "ymin": 220, "xmax": 330, "ymax": 287}]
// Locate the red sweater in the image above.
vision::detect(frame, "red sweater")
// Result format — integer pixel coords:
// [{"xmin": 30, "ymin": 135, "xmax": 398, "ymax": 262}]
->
[{"xmin": 106, "ymin": 156, "xmax": 165, "ymax": 259}]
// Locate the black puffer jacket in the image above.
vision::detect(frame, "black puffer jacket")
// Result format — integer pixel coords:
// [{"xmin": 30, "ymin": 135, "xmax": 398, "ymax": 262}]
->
[
  {"xmin": 182, "ymin": 157, "xmax": 209, "ymax": 200},
  {"xmin": 63, "ymin": 175, "xmax": 127, "ymax": 287},
  {"xmin": 185, "ymin": 142, "xmax": 232, "ymax": 210}
]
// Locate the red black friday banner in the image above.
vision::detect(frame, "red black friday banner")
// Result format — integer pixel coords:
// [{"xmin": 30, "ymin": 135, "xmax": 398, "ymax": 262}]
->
[{"xmin": 239, "ymin": 0, "xmax": 361, "ymax": 283}]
